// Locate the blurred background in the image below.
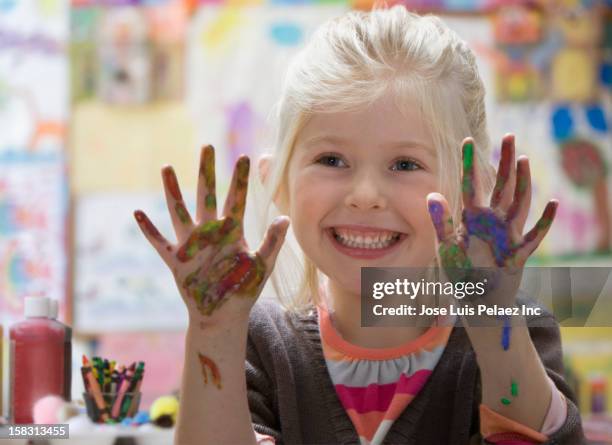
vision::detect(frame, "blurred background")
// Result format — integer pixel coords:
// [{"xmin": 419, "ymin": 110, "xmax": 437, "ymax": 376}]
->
[{"xmin": 0, "ymin": 0, "xmax": 611, "ymax": 440}]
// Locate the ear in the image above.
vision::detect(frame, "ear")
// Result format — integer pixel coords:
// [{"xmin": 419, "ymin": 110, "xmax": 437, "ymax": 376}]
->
[
  {"xmin": 258, "ymin": 153, "xmax": 289, "ymax": 214},
  {"xmin": 258, "ymin": 153, "xmax": 273, "ymax": 186}
]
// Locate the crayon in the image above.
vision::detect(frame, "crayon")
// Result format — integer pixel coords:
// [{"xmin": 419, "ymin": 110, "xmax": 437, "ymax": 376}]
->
[
  {"xmin": 122, "ymin": 362, "xmax": 145, "ymax": 417},
  {"xmin": 127, "ymin": 364, "xmax": 145, "ymax": 417},
  {"xmin": 111, "ymin": 363, "xmax": 134, "ymax": 419},
  {"xmin": 103, "ymin": 359, "xmax": 111, "ymax": 393},
  {"xmin": 81, "ymin": 367, "xmax": 91, "ymax": 393},
  {"xmin": 111, "ymin": 369, "xmax": 119, "ymax": 394},
  {"xmin": 82, "ymin": 355, "xmax": 109, "ymax": 421},
  {"xmin": 97, "ymin": 358, "xmax": 105, "ymax": 389}
]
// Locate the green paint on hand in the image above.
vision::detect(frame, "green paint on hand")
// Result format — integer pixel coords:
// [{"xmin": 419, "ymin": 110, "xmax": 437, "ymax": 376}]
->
[
  {"xmin": 501, "ymin": 397, "xmax": 511, "ymax": 406},
  {"xmin": 463, "ymin": 142, "xmax": 474, "ymax": 171},
  {"xmin": 205, "ymin": 194, "xmax": 216, "ymax": 210},
  {"xmin": 175, "ymin": 203, "xmax": 190, "ymax": 224}
]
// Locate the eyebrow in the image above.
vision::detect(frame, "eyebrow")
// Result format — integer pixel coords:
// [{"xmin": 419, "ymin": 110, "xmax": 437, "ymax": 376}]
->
[{"xmin": 300, "ymin": 135, "xmax": 435, "ymax": 154}]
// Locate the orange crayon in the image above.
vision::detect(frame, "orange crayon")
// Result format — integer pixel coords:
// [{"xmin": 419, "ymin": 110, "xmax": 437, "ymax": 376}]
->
[{"xmin": 82, "ymin": 355, "xmax": 109, "ymax": 421}]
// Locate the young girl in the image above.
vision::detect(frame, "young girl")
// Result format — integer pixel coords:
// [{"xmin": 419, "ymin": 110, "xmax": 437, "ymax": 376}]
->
[{"xmin": 134, "ymin": 6, "xmax": 584, "ymax": 445}]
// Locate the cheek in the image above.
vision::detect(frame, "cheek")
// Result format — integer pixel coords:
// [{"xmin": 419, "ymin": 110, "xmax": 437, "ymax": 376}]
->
[
  {"xmin": 288, "ymin": 175, "xmax": 327, "ymax": 238},
  {"xmin": 290, "ymin": 173, "xmax": 336, "ymax": 214}
]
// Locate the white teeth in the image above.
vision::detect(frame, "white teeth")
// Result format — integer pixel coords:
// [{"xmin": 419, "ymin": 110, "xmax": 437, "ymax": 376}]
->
[{"xmin": 332, "ymin": 228, "xmax": 400, "ymax": 249}]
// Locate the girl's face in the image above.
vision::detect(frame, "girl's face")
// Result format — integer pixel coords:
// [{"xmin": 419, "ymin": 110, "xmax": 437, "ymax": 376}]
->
[{"xmin": 285, "ymin": 93, "xmax": 441, "ymax": 296}]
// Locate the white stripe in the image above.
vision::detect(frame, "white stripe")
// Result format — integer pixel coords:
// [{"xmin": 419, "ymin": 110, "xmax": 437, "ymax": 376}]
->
[
  {"xmin": 370, "ymin": 419, "xmax": 394, "ymax": 445},
  {"xmin": 325, "ymin": 345, "xmax": 446, "ymax": 386}
]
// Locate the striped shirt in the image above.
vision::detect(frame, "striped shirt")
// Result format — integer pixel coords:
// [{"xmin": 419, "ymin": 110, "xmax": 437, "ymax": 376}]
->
[{"xmin": 318, "ymin": 304, "xmax": 562, "ymax": 445}]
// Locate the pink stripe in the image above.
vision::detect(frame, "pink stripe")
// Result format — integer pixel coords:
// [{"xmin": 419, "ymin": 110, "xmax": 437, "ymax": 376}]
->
[
  {"xmin": 486, "ymin": 433, "xmax": 539, "ymax": 444},
  {"xmin": 335, "ymin": 369, "xmax": 432, "ymax": 413}
]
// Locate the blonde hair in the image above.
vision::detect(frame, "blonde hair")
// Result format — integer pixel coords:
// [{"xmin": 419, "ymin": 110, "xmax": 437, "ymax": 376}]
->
[{"xmin": 255, "ymin": 5, "xmax": 494, "ymax": 314}]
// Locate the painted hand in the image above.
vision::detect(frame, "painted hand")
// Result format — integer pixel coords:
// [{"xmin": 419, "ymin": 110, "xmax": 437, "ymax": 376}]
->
[
  {"xmin": 134, "ymin": 146, "xmax": 290, "ymax": 326},
  {"xmin": 427, "ymin": 135, "xmax": 558, "ymax": 309}
]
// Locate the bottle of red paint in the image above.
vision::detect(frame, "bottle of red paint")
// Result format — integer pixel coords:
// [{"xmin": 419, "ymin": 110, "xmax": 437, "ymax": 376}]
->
[
  {"xmin": 9, "ymin": 297, "xmax": 65, "ymax": 424},
  {"xmin": 49, "ymin": 299, "xmax": 72, "ymax": 402}
]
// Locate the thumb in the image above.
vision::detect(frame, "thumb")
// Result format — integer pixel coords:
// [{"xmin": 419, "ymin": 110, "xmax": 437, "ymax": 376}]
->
[
  {"xmin": 427, "ymin": 192, "xmax": 454, "ymax": 245},
  {"xmin": 257, "ymin": 216, "xmax": 291, "ymax": 273}
]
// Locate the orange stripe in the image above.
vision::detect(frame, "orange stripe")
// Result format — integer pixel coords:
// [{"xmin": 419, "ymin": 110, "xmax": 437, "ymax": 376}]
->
[
  {"xmin": 383, "ymin": 393, "xmax": 415, "ymax": 420},
  {"xmin": 346, "ymin": 408, "xmax": 385, "ymax": 441},
  {"xmin": 318, "ymin": 304, "xmax": 452, "ymax": 360}
]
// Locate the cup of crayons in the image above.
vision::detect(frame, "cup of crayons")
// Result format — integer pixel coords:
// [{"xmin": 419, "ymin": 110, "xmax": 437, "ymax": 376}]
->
[{"xmin": 81, "ymin": 355, "xmax": 146, "ymax": 423}]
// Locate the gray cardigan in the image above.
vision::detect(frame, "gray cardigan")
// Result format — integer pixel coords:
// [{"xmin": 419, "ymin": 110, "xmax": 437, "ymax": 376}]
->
[{"xmin": 246, "ymin": 297, "xmax": 585, "ymax": 445}]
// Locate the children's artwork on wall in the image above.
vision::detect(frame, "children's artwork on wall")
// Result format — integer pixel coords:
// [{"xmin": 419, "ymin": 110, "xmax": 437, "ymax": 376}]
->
[
  {"xmin": 145, "ymin": 0, "xmax": 189, "ymax": 101},
  {"xmin": 70, "ymin": 0, "xmax": 188, "ymax": 104},
  {"xmin": 487, "ymin": 99, "xmax": 612, "ymax": 257},
  {"xmin": 0, "ymin": 152, "xmax": 68, "ymax": 327},
  {"xmin": 549, "ymin": 1, "xmax": 603, "ymax": 103},
  {"xmin": 0, "ymin": 1, "xmax": 69, "ymax": 328},
  {"xmin": 98, "ymin": 6, "xmax": 152, "ymax": 105},
  {"xmin": 69, "ymin": 101, "xmax": 197, "ymax": 194},
  {"xmin": 488, "ymin": 3, "xmax": 546, "ymax": 102},
  {"xmin": 0, "ymin": 0, "xmax": 69, "ymax": 151},
  {"xmin": 70, "ymin": 7, "xmax": 100, "ymax": 101},
  {"xmin": 74, "ymin": 193, "xmax": 189, "ymax": 332},
  {"xmin": 550, "ymin": 103, "xmax": 611, "ymax": 253}
]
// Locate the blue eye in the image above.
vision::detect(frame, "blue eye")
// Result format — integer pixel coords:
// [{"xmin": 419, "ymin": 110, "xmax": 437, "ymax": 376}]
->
[
  {"xmin": 391, "ymin": 159, "xmax": 421, "ymax": 171},
  {"xmin": 316, "ymin": 155, "xmax": 347, "ymax": 168}
]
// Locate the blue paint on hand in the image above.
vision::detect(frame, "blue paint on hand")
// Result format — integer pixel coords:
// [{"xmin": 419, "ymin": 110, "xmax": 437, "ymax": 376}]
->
[{"xmin": 501, "ymin": 316, "xmax": 511, "ymax": 351}]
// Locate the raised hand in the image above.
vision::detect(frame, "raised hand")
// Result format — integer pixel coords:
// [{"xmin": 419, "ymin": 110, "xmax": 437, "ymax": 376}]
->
[
  {"xmin": 427, "ymin": 135, "xmax": 558, "ymax": 306},
  {"xmin": 134, "ymin": 146, "xmax": 290, "ymax": 326}
]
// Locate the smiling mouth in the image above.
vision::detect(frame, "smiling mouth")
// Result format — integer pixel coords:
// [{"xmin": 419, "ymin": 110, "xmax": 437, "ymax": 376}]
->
[{"xmin": 329, "ymin": 227, "xmax": 405, "ymax": 250}]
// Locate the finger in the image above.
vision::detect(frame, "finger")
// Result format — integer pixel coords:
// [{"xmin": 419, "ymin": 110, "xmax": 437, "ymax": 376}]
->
[
  {"xmin": 507, "ymin": 156, "xmax": 532, "ymax": 232},
  {"xmin": 223, "ymin": 156, "xmax": 250, "ymax": 222},
  {"xmin": 162, "ymin": 165, "xmax": 194, "ymax": 241},
  {"xmin": 134, "ymin": 210, "xmax": 173, "ymax": 263},
  {"xmin": 196, "ymin": 145, "xmax": 217, "ymax": 224},
  {"xmin": 427, "ymin": 193, "xmax": 454, "ymax": 243},
  {"xmin": 515, "ymin": 200, "xmax": 558, "ymax": 264},
  {"xmin": 257, "ymin": 216, "xmax": 291, "ymax": 273},
  {"xmin": 490, "ymin": 134, "xmax": 516, "ymax": 211},
  {"xmin": 461, "ymin": 138, "xmax": 478, "ymax": 209}
]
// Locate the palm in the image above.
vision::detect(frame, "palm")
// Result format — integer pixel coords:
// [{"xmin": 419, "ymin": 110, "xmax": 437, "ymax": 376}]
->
[
  {"xmin": 134, "ymin": 146, "xmax": 289, "ymax": 325},
  {"xmin": 428, "ymin": 135, "xmax": 558, "ymax": 306}
]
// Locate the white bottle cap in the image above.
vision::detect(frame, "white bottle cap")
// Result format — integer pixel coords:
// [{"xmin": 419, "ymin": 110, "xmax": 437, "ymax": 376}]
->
[
  {"xmin": 24, "ymin": 297, "xmax": 50, "ymax": 318},
  {"xmin": 49, "ymin": 299, "xmax": 59, "ymax": 319}
]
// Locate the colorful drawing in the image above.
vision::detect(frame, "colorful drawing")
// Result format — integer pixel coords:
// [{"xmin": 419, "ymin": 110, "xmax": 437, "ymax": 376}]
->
[
  {"xmin": 549, "ymin": 1, "xmax": 603, "ymax": 102},
  {"xmin": 97, "ymin": 7, "xmax": 152, "ymax": 105},
  {"xmin": 488, "ymin": 3, "xmax": 545, "ymax": 102},
  {"xmin": 0, "ymin": 0, "xmax": 69, "ymax": 152},
  {"xmin": 0, "ymin": 0, "xmax": 69, "ymax": 328},
  {"xmin": 75, "ymin": 193, "xmax": 190, "ymax": 331},
  {"xmin": 0, "ymin": 152, "xmax": 68, "ymax": 327}
]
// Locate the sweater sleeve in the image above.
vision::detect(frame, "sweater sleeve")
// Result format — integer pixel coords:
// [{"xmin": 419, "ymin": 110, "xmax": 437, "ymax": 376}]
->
[
  {"xmin": 477, "ymin": 311, "xmax": 585, "ymax": 445},
  {"xmin": 480, "ymin": 376, "xmax": 568, "ymax": 443},
  {"xmin": 246, "ymin": 328, "xmax": 283, "ymax": 444}
]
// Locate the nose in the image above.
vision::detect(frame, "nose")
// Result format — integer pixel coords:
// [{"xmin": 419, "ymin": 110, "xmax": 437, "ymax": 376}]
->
[{"xmin": 344, "ymin": 171, "xmax": 387, "ymax": 210}]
